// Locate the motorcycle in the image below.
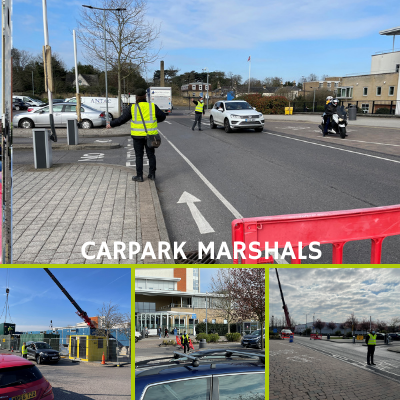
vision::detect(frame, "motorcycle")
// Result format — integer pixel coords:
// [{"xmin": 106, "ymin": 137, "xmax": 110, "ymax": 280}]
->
[{"xmin": 319, "ymin": 105, "xmax": 348, "ymax": 139}]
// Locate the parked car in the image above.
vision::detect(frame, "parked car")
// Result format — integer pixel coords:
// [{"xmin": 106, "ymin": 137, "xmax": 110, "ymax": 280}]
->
[
  {"xmin": 12, "ymin": 98, "xmax": 29, "ymax": 111},
  {"xmin": 209, "ymin": 100, "xmax": 265, "ymax": 133},
  {"xmin": 241, "ymin": 329, "xmax": 265, "ymax": 349},
  {"xmin": 135, "ymin": 331, "xmax": 142, "ymax": 343},
  {"xmin": 13, "ymin": 103, "xmax": 106, "ymax": 129},
  {"xmin": 387, "ymin": 333, "xmax": 400, "ymax": 341},
  {"xmin": 65, "ymin": 96, "xmax": 119, "ymax": 120},
  {"xmin": 135, "ymin": 349, "xmax": 265, "ymax": 400},
  {"xmin": 26, "ymin": 341, "xmax": 61, "ymax": 364},
  {"xmin": 375, "ymin": 333, "xmax": 386, "ymax": 340},
  {"xmin": 13, "ymin": 96, "xmax": 45, "ymax": 107},
  {"xmin": 0, "ymin": 353, "xmax": 54, "ymax": 399},
  {"xmin": 52, "ymin": 99, "xmax": 65, "ymax": 104}
]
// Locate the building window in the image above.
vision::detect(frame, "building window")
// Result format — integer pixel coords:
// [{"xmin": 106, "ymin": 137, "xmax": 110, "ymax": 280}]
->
[
  {"xmin": 192, "ymin": 85, "xmax": 196, "ymax": 90},
  {"xmin": 363, "ymin": 87, "xmax": 368, "ymax": 96},
  {"xmin": 212, "ymin": 319, "xmax": 216, "ymax": 324},
  {"xmin": 193, "ymin": 268, "xmax": 199, "ymax": 291},
  {"xmin": 319, "ymin": 82, "xmax": 323, "ymax": 88},
  {"xmin": 199, "ymin": 85, "xmax": 202, "ymax": 90},
  {"xmin": 376, "ymin": 87, "xmax": 382, "ymax": 96},
  {"xmin": 327, "ymin": 82, "xmax": 331, "ymax": 88},
  {"xmin": 338, "ymin": 87, "xmax": 353, "ymax": 98},
  {"xmin": 334, "ymin": 82, "xmax": 339, "ymax": 88},
  {"xmin": 205, "ymin": 85, "xmax": 208, "ymax": 90},
  {"xmin": 135, "ymin": 302, "xmax": 156, "ymax": 313},
  {"xmin": 396, "ymin": 64, "xmax": 400, "ymax": 73},
  {"xmin": 361, "ymin": 104, "xmax": 370, "ymax": 114},
  {"xmin": 389, "ymin": 86, "xmax": 395, "ymax": 96}
]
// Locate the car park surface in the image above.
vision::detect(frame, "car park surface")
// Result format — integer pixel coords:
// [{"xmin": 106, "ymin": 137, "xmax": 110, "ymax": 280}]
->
[
  {"xmin": 13, "ymin": 103, "xmax": 106, "ymax": 129},
  {"xmin": 0, "ymin": 353, "xmax": 54, "ymax": 400},
  {"xmin": 209, "ymin": 100, "xmax": 264, "ymax": 133},
  {"xmin": 135, "ymin": 349, "xmax": 265, "ymax": 400}
]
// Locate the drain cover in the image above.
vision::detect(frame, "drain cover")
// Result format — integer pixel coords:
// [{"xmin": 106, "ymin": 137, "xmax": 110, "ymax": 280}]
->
[{"xmin": 176, "ymin": 251, "xmax": 217, "ymax": 264}]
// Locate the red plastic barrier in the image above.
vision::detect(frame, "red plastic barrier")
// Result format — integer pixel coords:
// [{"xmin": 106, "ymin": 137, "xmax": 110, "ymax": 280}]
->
[
  {"xmin": 176, "ymin": 335, "xmax": 194, "ymax": 350},
  {"xmin": 310, "ymin": 334, "xmax": 322, "ymax": 340},
  {"xmin": 281, "ymin": 333, "xmax": 291, "ymax": 339},
  {"xmin": 232, "ymin": 204, "xmax": 400, "ymax": 264}
]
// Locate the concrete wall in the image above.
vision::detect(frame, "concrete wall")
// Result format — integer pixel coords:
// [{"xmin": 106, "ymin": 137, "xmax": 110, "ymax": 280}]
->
[
  {"xmin": 371, "ymin": 51, "xmax": 400, "ymax": 74},
  {"xmin": 136, "ymin": 268, "xmax": 175, "ymax": 278}
]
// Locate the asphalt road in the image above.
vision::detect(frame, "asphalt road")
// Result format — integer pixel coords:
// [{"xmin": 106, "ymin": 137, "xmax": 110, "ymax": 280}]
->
[
  {"xmin": 294, "ymin": 336, "xmax": 400, "ymax": 383},
  {"xmin": 13, "ymin": 110, "xmax": 400, "ymax": 263}
]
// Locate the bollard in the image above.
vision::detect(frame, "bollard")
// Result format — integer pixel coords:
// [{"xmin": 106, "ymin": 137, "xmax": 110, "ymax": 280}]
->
[
  {"xmin": 353, "ymin": 336, "xmax": 355, "ymax": 343},
  {"xmin": 289, "ymin": 335, "xmax": 293, "ymax": 343},
  {"xmin": 33, "ymin": 129, "xmax": 53, "ymax": 169},
  {"xmin": 327, "ymin": 334, "xmax": 330, "ymax": 340},
  {"xmin": 67, "ymin": 119, "xmax": 79, "ymax": 145},
  {"xmin": 199, "ymin": 339, "xmax": 206, "ymax": 349}
]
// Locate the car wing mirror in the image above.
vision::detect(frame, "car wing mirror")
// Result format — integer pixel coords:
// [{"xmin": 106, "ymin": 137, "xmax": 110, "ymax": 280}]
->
[
  {"xmin": 218, "ymin": 108, "xmax": 223, "ymax": 111},
  {"xmin": 253, "ymin": 107, "xmax": 256, "ymax": 110}
]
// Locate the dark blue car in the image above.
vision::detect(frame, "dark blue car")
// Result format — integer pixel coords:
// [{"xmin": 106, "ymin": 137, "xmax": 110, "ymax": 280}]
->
[{"xmin": 135, "ymin": 349, "xmax": 265, "ymax": 400}]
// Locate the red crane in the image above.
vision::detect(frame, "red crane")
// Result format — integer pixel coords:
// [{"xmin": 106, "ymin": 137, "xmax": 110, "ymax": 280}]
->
[
  {"xmin": 275, "ymin": 268, "xmax": 291, "ymax": 330},
  {"xmin": 43, "ymin": 268, "xmax": 96, "ymax": 329}
]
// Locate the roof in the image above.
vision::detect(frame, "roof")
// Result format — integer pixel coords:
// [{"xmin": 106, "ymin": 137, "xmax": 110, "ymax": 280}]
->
[
  {"xmin": 380, "ymin": 26, "xmax": 400, "ymax": 36},
  {"xmin": 65, "ymin": 73, "xmax": 99, "ymax": 86},
  {"xmin": 0, "ymin": 353, "xmax": 34, "ymax": 368}
]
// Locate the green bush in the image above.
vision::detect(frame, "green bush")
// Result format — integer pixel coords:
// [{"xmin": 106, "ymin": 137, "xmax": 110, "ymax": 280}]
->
[
  {"xmin": 162, "ymin": 339, "xmax": 176, "ymax": 345},
  {"xmin": 236, "ymin": 94, "xmax": 289, "ymax": 115},
  {"xmin": 209, "ymin": 333, "xmax": 220, "ymax": 343},
  {"xmin": 196, "ymin": 333, "xmax": 208, "ymax": 342},
  {"xmin": 196, "ymin": 333, "xmax": 220, "ymax": 343},
  {"xmin": 375, "ymin": 107, "xmax": 391, "ymax": 114},
  {"xmin": 335, "ymin": 330, "xmax": 342, "ymax": 336},
  {"xmin": 226, "ymin": 332, "xmax": 241, "ymax": 342}
]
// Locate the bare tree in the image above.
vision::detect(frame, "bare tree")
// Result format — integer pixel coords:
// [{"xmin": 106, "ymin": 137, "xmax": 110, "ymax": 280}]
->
[
  {"xmin": 376, "ymin": 319, "xmax": 387, "ymax": 332},
  {"xmin": 226, "ymin": 268, "xmax": 265, "ymax": 349},
  {"xmin": 359, "ymin": 318, "xmax": 370, "ymax": 335},
  {"xmin": 307, "ymin": 73, "xmax": 318, "ymax": 81},
  {"xmin": 344, "ymin": 312, "xmax": 358, "ymax": 335},
  {"xmin": 263, "ymin": 76, "xmax": 282, "ymax": 87},
  {"xmin": 77, "ymin": 0, "xmax": 161, "ymax": 116},
  {"xmin": 313, "ymin": 319, "xmax": 325, "ymax": 334},
  {"xmin": 209, "ymin": 269, "xmax": 237, "ymax": 334},
  {"xmin": 388, "ymin": 317, "xmax": 400, "ymax": 332},
  {"xmin": 327, "ymin": 321, "xmax": 336, "ymax": 334}
]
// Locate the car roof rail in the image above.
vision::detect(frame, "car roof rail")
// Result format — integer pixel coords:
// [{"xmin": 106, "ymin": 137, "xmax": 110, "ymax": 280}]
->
[
  {"xmin": 173, "ymin": 351, "xmax": 200, "ymax": 367},
  {"xmin": 224, "ymin": 350, "xmax": 265, "ymax": 364}
]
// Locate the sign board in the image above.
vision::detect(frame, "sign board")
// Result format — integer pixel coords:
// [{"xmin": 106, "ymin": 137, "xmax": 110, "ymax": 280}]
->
[
  {"xmin": 192, "ymin": 314, "xmax": 197, "ymax": 319},
  {"xmin": 357, "ymin": 335, "xmax": 364, "ymax": 340},
  {"xmin": 273, "ymin": 328, "xmax": 277, "ymax": 333},
  {"xmin": 151, "ymin": 89, "xmax": 170, "ymax": 97}
]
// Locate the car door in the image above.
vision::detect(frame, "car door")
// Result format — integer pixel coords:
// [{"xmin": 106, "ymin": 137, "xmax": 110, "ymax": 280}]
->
[
  {"xmin": 214, "ymin": 102, "xmax": 223, "ymax": 124},
  {"xmin": 27, "ymin": 344, "xmax": 35, "ymax": 359},
  {"xmin": 61, "ymin": 104, "xmax": 79, "ymax": 125}
]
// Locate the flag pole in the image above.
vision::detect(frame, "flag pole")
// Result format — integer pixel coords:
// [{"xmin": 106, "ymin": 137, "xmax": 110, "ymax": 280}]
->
[{"xmin": 248, "ymin": 56, "xmax": 251, "ymax": 93}]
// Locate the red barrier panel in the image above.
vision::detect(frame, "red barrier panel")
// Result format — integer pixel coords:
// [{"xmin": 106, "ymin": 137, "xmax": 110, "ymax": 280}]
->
[
  {"xmin": 232, "ymin": 204, "xmax": 400, "ymax": 264},
  {"xmin": 176, "ymin": 336, "xmax": 195, "ymax": 350},
  {"xmin": 310, "ymin": 334, "xmax": 322, "ymax": 340}
]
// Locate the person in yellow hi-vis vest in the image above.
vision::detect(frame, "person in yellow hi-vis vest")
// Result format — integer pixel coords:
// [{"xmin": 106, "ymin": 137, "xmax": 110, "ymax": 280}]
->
[
  {"xmin": 365, "ymin": 329, "xmax": 377, "ymax": 365},
  {"xmin": 22, "ymin": 342, "xmax": 28, "ymax": 359},
  {"xmin": 107, "ymin": 88, "xmax": 166, "ymax": 182},
  {"xmin": 192, "ymin": 96, "xmax": 205, "ymax": 131},
  {"xmin": 181, "ymin": 331, "xmax": 190, "ymax": 354}
]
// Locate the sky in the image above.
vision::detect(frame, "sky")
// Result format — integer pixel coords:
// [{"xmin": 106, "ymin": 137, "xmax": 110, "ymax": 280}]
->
[
  {"xmin": 9, "ymin": 0, "xmax": 400, "ymax": 85},
  {"xmin": 199, "ymin": 268, "xmax": 220, "ymax": 292},
  {"xmin": 269, "ymin": 268, "xmax": 400, "ymax": 326},
  {"xmin": 0, "ymin": 267, "xmax": 131, "ymax": 332}
]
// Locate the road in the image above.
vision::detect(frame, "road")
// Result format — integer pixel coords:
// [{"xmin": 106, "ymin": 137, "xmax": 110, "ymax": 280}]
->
[
  {"xmin": 14, "ymin": 110, "xmax": 400, "ymax": 263},
  {"xmin": 295, "ymin": 336, "xmax": 400, "ymax": 383}
]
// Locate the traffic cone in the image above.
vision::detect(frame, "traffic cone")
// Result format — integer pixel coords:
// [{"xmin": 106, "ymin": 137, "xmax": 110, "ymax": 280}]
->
[{"xmin": 101, "ymin": 352, "xmax": 106, "ymax": 365}]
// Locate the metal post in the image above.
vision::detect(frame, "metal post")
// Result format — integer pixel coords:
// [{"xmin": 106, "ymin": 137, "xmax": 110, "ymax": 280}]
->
[
  {"xmin": 116, "ymin": 329, "xmax": 119, "ymax": 365},
  {"xmin": 32, "ymin": 71, "xmax": 34, "ymax": 96},
  {"xmin": 313, "ymin": 89, "xmax": 316, "ymax": 112},
  {"xmin": 206, "ymin": 71, "xmax": 209, "ymax": 110},
  {"xmin": 205, "ymin": 294, "xmax": 208, "ymax": 335},
  {"xmin": 42, "ymin": 0, "xmax": 53, "ymax": 118},
  {"xmin": 103, "ymin": 9, "xmax": 109, "ymax": 125}
]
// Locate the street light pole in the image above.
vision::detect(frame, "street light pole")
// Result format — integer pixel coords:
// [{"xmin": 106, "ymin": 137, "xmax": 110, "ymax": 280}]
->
[
  {"xmin": 205, "ymin": 293, "xmax": 208, "ymax": 335},
  {"xmin": 202, "ymin": 68, "xmax": 209, "ymax": 110}
]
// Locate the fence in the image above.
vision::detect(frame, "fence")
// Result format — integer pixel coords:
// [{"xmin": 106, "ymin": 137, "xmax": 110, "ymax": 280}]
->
[{"xmin": 292, "ymin": 100, "xmax": 400, "ymax": 115}]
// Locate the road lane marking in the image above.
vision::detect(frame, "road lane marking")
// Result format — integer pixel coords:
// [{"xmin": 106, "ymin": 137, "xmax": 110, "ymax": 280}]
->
[
  {"xmin": 165, "ymin": 121, "xmax": 172, "ymax": 124},
  {"xmin": 265, "ymin": 131, "xmax": 400, "ymax": 164},
  {"xmin": 78, "ymin": 153, "xmax": 104, "ymax": 162},
  {"xmin": 177, "ymin": 192, "xmax": 215, "ymax": 234},
  {"xmin": 158, "ymin": 128, "xmax": 288, "ymax": 264}
]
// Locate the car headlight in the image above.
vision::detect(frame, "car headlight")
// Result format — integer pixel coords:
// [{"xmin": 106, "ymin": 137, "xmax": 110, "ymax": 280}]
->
[
  {"xmin": 258, "ymin": 113, "xmax": 263, "ymax": 118},
  {"xmin": 230, "ymin": 114, "xmax": 241, "ymax": 119}
]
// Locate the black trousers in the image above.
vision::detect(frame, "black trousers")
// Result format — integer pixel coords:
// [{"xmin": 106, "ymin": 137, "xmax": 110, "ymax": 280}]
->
[
  {"xmin": 23, "ymin": 354, "xmax": 27, "ymax": 359},
  {"xmin": 367, "ymin": 345, "xmax": 375, "ymax": 364},
  {"xmin": 183, "ymin": 342, "xmax": 190, "ymax": 353},
  {"xmin": 133, "ymin": 137, "xmax": 156, "ymax": 177},
  {"xmin": 192, "ymin": 113, "xmax": 203, "ymax": 130}
]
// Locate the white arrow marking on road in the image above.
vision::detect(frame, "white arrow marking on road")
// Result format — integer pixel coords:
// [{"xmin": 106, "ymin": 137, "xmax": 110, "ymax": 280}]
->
[
  {"xmin": 95, "ymin": 139, "xmax": 112, "ymax": 142},
  {"xmin": 177, "ymin": 192, "xmax": 215, "ymax": 234}
]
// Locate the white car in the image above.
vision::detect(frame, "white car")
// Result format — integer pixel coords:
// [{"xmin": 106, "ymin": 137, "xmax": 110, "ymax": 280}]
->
[
  {"xmin": 13, "ymin": 95, "xmax": 45, "ymax": 107},
  {"xmin": 135, "ymin": 331, "xmax": 142, "ymax": 343},
  {"xmin": 210, "ymin": 100, "xmax": 264, "ymax": 133}
]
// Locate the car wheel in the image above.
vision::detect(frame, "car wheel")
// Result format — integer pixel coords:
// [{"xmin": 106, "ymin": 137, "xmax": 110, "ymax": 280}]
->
[
  {"xmin": 20, "ymin": 118, "xmax": 34, "ymax": 129},
  {"xmin": 36, "ymin": 356, "xmax": 41, "ymax": 364},
  {"xmin": 15, "ymin": 105, "xmax": 20, "ymax": 111},
  {"xmin": 224, "ymin": 118, "xmax": 232, "ymax": 133},
  {"xmin": 255, "ymin": 127, "xmax": 263, "ymax": 132},
  {"xmin": 81, "ymin": 119, "xmax": 93, "ymax": 129},
  {"xmin": 210, "ymin": 116, "xmax": 217, "ymax": 129},
  {"xmin": 108, "ymin": 113, "xmax": 113, "ymax": 121}
]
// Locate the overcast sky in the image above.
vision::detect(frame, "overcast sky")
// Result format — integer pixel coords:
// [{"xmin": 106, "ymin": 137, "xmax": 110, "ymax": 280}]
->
[
  {"xmin": 8, "ymin": 0, "xmax": 400, "ymax": 84},
  {"xmin": 269, "ymin": 268, "xmax": 400, "ymax": 326}
]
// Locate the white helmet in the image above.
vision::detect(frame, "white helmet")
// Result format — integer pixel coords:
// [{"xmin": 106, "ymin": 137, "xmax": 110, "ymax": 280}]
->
[
  {"xmin": 326, "ymin": 96, "xmax": 333, "ymax": 101},
  {"xmin": 332, "ymin": 99, "xmax": 339, "ymax": 106}
]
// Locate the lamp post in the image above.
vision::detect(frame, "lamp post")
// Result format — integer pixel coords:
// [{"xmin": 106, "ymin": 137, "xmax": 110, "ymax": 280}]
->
[
  {"xmin": 305, "ymin": 314, "xmax": 308, "ymax": 336},
  {"xmin": 82, "ymin": 5, "xmax": 126, "ymax": 124},
  {"xmin": 205, "ymin": 292, "xmax": 208, "ymax": 335},
  {"xmin": 202, "ymin": 68, "xmax": 209, "ymax": 110}
]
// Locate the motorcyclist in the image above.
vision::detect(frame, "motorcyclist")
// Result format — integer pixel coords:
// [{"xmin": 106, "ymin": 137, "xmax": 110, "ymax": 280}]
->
[{"xmin": 322, "ymin": 97, "xmax": 335, "ymax": 137}]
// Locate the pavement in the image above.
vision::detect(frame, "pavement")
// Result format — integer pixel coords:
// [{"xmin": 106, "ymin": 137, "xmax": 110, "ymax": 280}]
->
[
  {"xmin": 270, "ymin": 340, "xmax": 400, "ymax": 400},
  {"xmin": 11, "ymin": 111, "xmax": 400, "ymax": 264}
]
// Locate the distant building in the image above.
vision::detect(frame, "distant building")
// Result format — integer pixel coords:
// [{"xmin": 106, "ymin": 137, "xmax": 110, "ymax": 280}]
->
[
  {"xmin": 294, "ymin": 322, "xmax": 365, "ymax": 335},
  {"xmin": 181, "ymin": 82, "xmax": 212, "ymax": 98},
  {"xmin": 65, "ymin": 73, "xmax": 99, "ymax": 88}
]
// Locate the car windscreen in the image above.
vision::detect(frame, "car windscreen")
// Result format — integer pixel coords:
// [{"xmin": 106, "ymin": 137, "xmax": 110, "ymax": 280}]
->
[
  {"xmin": 35, "ymin": 343, "xmax": 51, "ymax": 349},
  {"xmin": 0, "ymin": 365, "xmax": 43, "ymax": 388},
  {"xmin": 225, "ymin": 102, "xmax": 252, "ymax": 110}
]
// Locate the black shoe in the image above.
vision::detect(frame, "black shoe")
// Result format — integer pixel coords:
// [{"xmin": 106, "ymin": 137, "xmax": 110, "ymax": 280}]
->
[
  {"xmin": 192, "ymin": 127, "xmax": 194, "ymax": 131},
  {"xmin": 148, "ymin": 173, "xmax": 155, "ymax": 181},
  {"xmin": 318, "ymin": 124, "xmax": 323, "ymax": 131},
  {"xmin": 132, "ymin": 175, "xmax": 143, "ymax": 182},
  {"xmin": 367, "ymin": 363, "xmax": 371, "ymax": 365},
  {"xmin": 371, "ymin": 363, "xmax": 376, "ymax": 365},
  {"xmin": 323, "ymin": 133, "xmax": 326, "ymax": 137},
  {"xmin": 199, "ymin": 129, "xmax": 202, "ymax": 131}
]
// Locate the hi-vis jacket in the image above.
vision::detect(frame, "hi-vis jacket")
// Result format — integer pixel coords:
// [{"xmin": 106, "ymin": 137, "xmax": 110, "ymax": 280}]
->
[
  {"xmin": 195, "ymin": 101, "xmax": 204, "ymax": 113},
  {"xmin": 131, "ymin": 102, "xmax": 158, "ymax": 137}
]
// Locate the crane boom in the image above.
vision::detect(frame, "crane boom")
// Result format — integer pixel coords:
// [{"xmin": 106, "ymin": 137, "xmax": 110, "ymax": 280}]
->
[
  {"xmin": 43, "ymin": 268, "xmax": 96, "ymax": 329},
  {"xmin": 275, "ymin": 268, "xmax": 291, "ymax": 329}
]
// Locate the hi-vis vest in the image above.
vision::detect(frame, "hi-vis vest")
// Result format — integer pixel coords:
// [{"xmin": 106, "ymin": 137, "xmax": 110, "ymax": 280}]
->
[
  {"xmin": 368, "ymin": 333, "xmax": 377, "ymax": 345},
  {"xmin": 181, "ymin": 334, "xmax": 189, "ymax": 343},
  {"xmin": 22, "ymin": 345, "xmax": 28, "ymax": 355},
  {"xmin": 131, "ymin": 102, "xmax": 158, "ymax": 137},
  {"xmin": 195, "ymin": 101, "xmax": 204, "ymax": 113}
]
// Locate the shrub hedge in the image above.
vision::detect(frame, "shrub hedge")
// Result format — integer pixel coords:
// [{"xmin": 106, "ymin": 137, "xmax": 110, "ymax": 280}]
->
[
  {"xmin": 226, "ymin": 332, "xmax": 242, "ymax": 342},
  {"xmin": 237, "ymin": 94, "xmax": 289, "ymax": 114}
]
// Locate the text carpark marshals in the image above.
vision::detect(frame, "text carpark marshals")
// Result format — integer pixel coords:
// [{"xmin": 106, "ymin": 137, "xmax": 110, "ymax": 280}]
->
[{"xmin": 81, "ymin": 241, "xmax": 322, "ymax": 261}]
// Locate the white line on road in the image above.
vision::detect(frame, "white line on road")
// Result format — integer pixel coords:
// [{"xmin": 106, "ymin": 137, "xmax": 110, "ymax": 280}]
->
[
  {"xmin": 158, "ymin": 128, "xmax": 289, "ymax": 264},
  {"xmin": 165, "ymin": 121, "xmax": 172, "ymax": 124},
  {"xmin": 177, "ymin": 192, "xmax": 215, "ymax": 234},
  {"xmin": 265, "ymin": 131, "xmax": 400, "ymax": 164}
]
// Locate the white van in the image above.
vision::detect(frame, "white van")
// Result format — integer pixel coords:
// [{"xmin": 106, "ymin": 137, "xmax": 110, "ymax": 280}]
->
[
  {"xmin": 65, "ymin": 96, "xmax": 121, "ymax": 119},
  {"xmin": 13, "ymin": 96, "xmax": 45, "ymax": 107}
]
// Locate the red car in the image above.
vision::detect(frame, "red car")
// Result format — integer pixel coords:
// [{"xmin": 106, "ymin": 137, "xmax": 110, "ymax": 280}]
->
[{"xmin": 0, "ymin": 353, "xmax": 54, "ymax": 399}]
